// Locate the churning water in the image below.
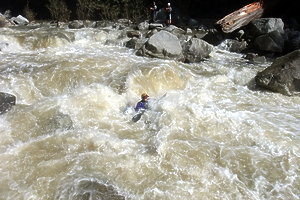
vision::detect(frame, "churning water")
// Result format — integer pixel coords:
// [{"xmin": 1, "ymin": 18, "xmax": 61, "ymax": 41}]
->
[{"xmin": 0, "ymin": 25, "xmax": 299, "ymax": 200}]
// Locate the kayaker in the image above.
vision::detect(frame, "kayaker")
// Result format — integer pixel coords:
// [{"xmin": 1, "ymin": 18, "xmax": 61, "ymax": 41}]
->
[{"xmin": 135, "ymin": 93, "xmax": 149, "ymax": 112}]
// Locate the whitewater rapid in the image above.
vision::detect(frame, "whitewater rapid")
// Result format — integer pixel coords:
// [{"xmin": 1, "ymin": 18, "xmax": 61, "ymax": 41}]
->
[{"xmin": 0, "ymin": 26, "xmax": 299, "ymax": 200}]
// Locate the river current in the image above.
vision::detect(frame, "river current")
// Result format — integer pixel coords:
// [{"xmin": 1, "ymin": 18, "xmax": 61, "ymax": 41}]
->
[{"xmin": 0, "ymin": 25, "xmax": 299, "ymax": 200}]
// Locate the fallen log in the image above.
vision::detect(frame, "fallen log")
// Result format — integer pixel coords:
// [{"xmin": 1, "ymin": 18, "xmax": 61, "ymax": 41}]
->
[{"xmin": 216, "ymin": 1, "xmax": 264, "ymax": 33}]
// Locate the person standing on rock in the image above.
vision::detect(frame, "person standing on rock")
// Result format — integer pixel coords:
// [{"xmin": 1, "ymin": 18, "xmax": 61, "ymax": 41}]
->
[
  {"xmin": 150, "ymin": 1, "xmax": 158, "ymax": 23},
  {"xmin": 165, "ymin": 2, "xmax": 172, "ymax": 25}
]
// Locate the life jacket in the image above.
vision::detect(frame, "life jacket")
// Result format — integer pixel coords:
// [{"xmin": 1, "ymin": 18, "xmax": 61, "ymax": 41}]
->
[{"xmin": 135, "ymin": 100, "xmax": 148, "ymax": 112}]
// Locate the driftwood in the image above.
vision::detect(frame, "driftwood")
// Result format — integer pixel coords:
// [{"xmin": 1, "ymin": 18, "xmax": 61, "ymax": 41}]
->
[{"xmin": 216, "ymin": 1, "xmax": 264, "ymax": 33}]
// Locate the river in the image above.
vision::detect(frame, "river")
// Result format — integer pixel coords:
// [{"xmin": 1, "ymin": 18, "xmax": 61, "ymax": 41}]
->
[{"xmin": 0, "ymin": 25, "xmax": 299, "ymax": 200}]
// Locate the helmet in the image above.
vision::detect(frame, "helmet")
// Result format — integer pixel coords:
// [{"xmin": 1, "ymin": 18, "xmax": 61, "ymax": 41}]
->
[
  {"xmin": 141, "ymin": 93, "xmax": 149, "ymax": 99},
  {"xmin": 167, "ymin": 3, "xmax": 170, "ymax": 6}
]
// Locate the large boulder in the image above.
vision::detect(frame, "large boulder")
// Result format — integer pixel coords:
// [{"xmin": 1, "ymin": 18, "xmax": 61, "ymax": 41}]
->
[
  {"xmin": 10, "ymin": 15, "xmax": 29, "ymax": 26},
  {"xmin": 183, "ymin": 38, "xmax": 214, "ymax": 63},
  {"xmin": 0, "ymin": 92, "xmax": 16, "ymax": 114},
  {"xmin": 254, "ymin": 30, "xmax": 285, "ymax": 53},
  {"xmin": 137, "ymin": 30, "xmax": 184, "ymax": 61},
  {"xmin": 255, "ymin": 50, "xmax": 300, "ymax": 96},
  {"xmin": 247, "ymin": 18, "xmax": 285, "ymax": 37}
]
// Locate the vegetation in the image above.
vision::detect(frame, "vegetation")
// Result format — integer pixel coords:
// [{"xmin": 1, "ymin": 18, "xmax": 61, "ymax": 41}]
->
[
  {"xmin": 23, "ymin": 1, "xmax": 37, "ymax": 21},
  {"xmin": 47, "ymin": 0, "xmax": 71, "ymax": 21},
  {"xmin": 45, "ymin": 0, "xmax": 147, "ymax": 22}
]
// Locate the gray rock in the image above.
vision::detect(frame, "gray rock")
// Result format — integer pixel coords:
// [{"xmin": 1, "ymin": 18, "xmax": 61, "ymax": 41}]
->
[
  {"xmin": 244, "ymin": 53, "xmax": 266, "ymax": 63},
  {"xmin": 248, "ymin": 18, "xmax": 284, "ymax": 37},
  {"xmin": 125, "ymin": 38, "xmax": 147, "ymax": 50},
  {"xmin": 183, "ymin": 38, "xmax": 214, "ymax": 63},
  {"xmin": 138, "ymin": 21, "xmax": 149, "ymax": 31},
  {"xmin": 218, "ymin": 39, "xmax": 248, "ymax": 53},
  {"xmin": 149, "ymin": 23, "xmax": 163, "ymax": 29},
  {"xmin": 137, "ymin": 30, "xmax": 184, "ymax": 61},
  {"xmin": 0, "ymin": 92, "xmax": 16, "ymax": 114},
  {"xmin": 254, "ymin": 30, "xmax": 285, "ymax": 53},
  {"xmin": 68, "ymin": 20, "xmax": 84, "ymax": 29},
  {"xmin": 10, "ymin": 15, "xmax": 29, "ymax": 25},
  {"xmin": 126, "ymin": 30, "xmax": 141, "ymax": 38},
  {"xmin": 3, "ymin": 10, "xmax": 12, "ymax": 19},
  {"xmin": 0, "ymin": 15, "xmax": 13, "ymax": 27},
  {"xmin": 255, "ymin": 50, "xmax": 300, "ymax": 96}
]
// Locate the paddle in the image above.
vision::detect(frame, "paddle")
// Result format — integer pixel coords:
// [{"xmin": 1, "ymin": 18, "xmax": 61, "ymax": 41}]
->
[{"xmin": 132, "ymin": 110, "xmax": 145, "ymax": 122}]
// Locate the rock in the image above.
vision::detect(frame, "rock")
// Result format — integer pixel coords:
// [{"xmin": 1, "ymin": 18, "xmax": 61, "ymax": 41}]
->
[
  {"xmin": 126, "ymin": 30, "xmax": 141, "ymax": 38},
  {"xmin": 244, "ymin": 53, "xmax": 266, "ymax": 63},
  {"xmin": 149, "ymin": 23, "xmax": 163, "ymax": 29},
  {"xmin": 218, "ymin": 39, "xmax": 248, "ymax": 53},
  {"xmin": 3, "ymin": 10, "xmax": 12, "ymax": 19},
  {"xmin": 117, "ymin": 18, "xmax": 132, "ymax": 25},
  {"xmin": 183, "ymin": 38, "xmax": 214, "ymax": 63},
  {"xmin": 164, "ymin": 25, "xmax": 185, "ymax": 36},
  {"xmin": 0, "ymin": 15, "xmax": 13, "ymax": 27},
  {"xmin": 137, "ymin": 30, "xmax": 184, "ymax": 61},
  {"xmin": 201, "ymin": 28, "xmax": 226, "ymax": 46},
  {"xmin": 10, "ymin": 15, "xmax": 29, "ymax": 25},
  {"xmin": 48, "ymin": 112, "xmax": 73, "ymax": 131},
  {"xmin": 254, "ymin": 30, "xmax": 285, "ymax": 53},
  {"xmin": 138, "ymin": 21, "xmax": 149, "ymax": 31},
  {"xmin": 125, "ymin": 38, "xmax": 147, "ymax": 50},
  {"xmin": 255, "ymin": 49, "xmax": 300, "ymax": 96},
  {"xmin": 247, "ymin": 18, "xmax": 285, "ymax": 37},
  {"xmin": 68, "ymin": 20, "xmax": 85, "ymax": 29},
  {"xmin": 0, "ymin": 92, "xmax": 16, "ymax": 114}
]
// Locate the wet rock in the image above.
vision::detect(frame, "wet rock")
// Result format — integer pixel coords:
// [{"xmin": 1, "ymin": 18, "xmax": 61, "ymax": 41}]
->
[
  {"xmin": 244, "ymin": 53, "xmax": 266, "ymax": 63},
  {"xmin": 183, "ymin": 38, "xmax": 214, "ymax": 63},
  {"xmin": 138, "ymin": 21, "xmax": 149, "ymax": 31},
  {"xmin": 137, "ymin": 30, "xmax": 184, "ymax": 61},
  {"xmin": 149, "ymin": 23, "xmax": 163, "ymax": 29},
  {"xmin": 164, "ymin": 25, "xmax": 186, "ymax": 36},
  {"xmin": 0, "ymin": 15, "xmax": 13, "ymax": 27},
  {"xmin": 125, "ymin": 38, "xmax": 147, "ymax": 50},
  {"xmin": 247, "ymin": 18, "xmax": 285, "ymax": 37},
  {"xmin": 201, "ymin": 28, "xmax": 226, "ymax": 46},
  {"xmin": 0, "ymin": 92, "xmax": 16, "ymax": 114},
  {"xmin": 57, "ymin": 178, "xmax": 125, "ymax": 200},
  {"xmin": 255, "ymin": 49, "xmax": 300, "ymax": 96},
  {"xmin": 68, "ymin": 20, "xmax": 85, "ymax": 29},
  {"xmin": 3, "ymin": 10, "xmax": 12, "ymax": 19},
  {"xmin": 10, "ymin": 15, "xmax": 29, "ymax": 26},
  {"xmin": 48, "ymin": 112, "xmax": 73, "ymax": 131},
  {"xmin": 218, "ymin": 39, "xmax": 248, "ymax": 53},
  {"xmin": 126, "ymin": 30, "xmax": 141, "ymax": 38},
  {"xmin": 254, "ymin": 30, "xmax": 285, "ymax": 53}
]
